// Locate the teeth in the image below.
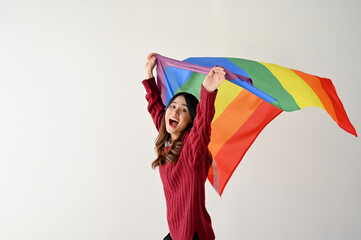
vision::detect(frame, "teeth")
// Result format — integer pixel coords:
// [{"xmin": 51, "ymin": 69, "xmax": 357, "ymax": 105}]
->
[{"xmin": 170, "ymin": 117, "xmax": 179, "ymax": 122}]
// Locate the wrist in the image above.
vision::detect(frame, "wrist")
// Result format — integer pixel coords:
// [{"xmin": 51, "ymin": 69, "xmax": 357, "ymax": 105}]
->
[
  {"xmin": 202, "ymin": 83, "xmax": 215, "ymax": 92},
  {"xmin": 145, "ymin": 70, "xmax": 154, "ymax": 79}
]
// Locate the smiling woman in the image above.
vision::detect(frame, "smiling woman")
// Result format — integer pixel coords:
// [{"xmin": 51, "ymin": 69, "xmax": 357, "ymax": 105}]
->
[
  {"xmin": 143, "ymin": 53, "xmax": 225, "ymax": 240},
  {"xmin": 165, "ymin": 93, "xmax": 196, "ymax": 142},
  {"xmin": 152, "ymin": 92, "xmax": 199, "ymax": 168}
]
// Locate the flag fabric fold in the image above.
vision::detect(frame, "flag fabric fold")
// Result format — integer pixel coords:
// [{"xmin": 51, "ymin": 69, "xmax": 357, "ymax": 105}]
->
[{"xmin": 154, "ymin": 54, "xmax": 357, "ymax": 195}]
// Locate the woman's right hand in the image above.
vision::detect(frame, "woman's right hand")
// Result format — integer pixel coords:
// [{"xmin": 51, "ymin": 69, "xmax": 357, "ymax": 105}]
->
[{"xmin": 145, "ymin": 53, "xmax": 157, "ymax": 79}]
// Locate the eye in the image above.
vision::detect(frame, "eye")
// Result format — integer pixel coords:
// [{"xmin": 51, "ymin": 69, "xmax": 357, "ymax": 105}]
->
[{"xmin": 181, "ymin": 108, "xmax": 187, "ymax": 113}]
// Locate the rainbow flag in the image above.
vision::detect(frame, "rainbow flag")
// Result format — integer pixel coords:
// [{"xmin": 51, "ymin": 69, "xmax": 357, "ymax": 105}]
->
[{"xmin": 154, "ymin": 54, "xmax": 357, "ymax": 195}]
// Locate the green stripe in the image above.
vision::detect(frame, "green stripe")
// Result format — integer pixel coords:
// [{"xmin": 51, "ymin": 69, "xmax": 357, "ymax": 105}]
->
[
  {"xmin": 174, "ymin": 72, "xmax": 205, "ymax": 99},
  {"xmin": 227, "ymin": 58, "xmax": 300, "ymax": 111}
]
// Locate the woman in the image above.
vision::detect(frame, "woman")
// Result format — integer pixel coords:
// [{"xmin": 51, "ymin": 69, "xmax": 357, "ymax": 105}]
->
[{"xmin": 143, "ymin": 53, "xmax": 225, "ymax": 240}]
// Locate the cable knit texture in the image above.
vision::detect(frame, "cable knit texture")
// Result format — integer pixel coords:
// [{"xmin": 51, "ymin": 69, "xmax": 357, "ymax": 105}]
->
[{"xmin": 143, "ymin": 77, "xmax": 216, "ymax": 240}]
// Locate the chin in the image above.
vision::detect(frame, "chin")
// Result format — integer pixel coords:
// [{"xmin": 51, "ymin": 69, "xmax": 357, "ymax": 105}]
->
[{"xmin": 165, "ymin": 126, "xmax": 175, "ymax": 135}]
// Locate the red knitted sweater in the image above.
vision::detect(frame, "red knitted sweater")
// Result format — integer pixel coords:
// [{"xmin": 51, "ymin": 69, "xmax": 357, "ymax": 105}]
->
[{"xmin": 143, "ymin": 77, "xmax": 216, "ymax": 240}]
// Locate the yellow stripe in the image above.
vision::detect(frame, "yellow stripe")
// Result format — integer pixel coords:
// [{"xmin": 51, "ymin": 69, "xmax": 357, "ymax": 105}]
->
[
  {"xmin": 260, "ymin": 62, "xmax": 325, "ymax": 110},
  {"xmin": 213, "ymin": 80, "xmax": 243, "ymax": 123}
]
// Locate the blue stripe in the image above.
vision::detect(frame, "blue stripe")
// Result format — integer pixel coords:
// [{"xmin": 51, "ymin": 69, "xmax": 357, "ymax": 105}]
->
[
  {"xmin": 164, "ymin": 57, "xmax": 277, "ymax": 105},
  {"xmin": 184, "ymin": 57, "xmax": 250, "ymax": 78},
  {"xmin": 184, "ymin": 57, "xmax": 277, "ymax": 104},
  {"xmin": 164, "ymin": 67, "xmax": 194, "ymax": 105}
]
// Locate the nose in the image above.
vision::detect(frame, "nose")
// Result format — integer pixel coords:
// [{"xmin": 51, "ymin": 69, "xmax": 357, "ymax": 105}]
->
[{"xmin": 171, "ymin": 107, "xmax": 180, "ymax": 116}]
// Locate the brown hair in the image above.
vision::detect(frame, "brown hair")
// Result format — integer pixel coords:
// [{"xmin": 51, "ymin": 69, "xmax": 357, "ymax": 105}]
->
[{"xmin": 151, "ymin": 92, "xmax": 198, "ymax": 168}]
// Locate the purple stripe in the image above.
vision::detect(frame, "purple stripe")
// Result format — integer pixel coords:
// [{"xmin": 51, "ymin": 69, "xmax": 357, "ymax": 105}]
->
[
  {"xmin": 155, "ymin": 54, "xmax": 253, "ymax": 88},
  {"xmin": 155, "ymin": 56, "xmax": 167, "ymax": 103}
]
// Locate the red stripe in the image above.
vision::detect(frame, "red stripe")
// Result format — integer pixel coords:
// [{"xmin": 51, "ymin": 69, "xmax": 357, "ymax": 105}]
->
[
  {"xmin": 320, "ymin": 78, "xmax": 357, "ymax": 137},
  {"xmin": 209, "ymin": 100, "xmax": 282, "ymax": 195}
]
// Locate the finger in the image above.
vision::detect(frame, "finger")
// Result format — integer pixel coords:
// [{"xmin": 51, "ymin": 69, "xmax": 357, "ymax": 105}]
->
[
  {"xmin": 214, "ymin": 70, "xmax": 226, "ymax": 77},
  {"xmin": 213, "ymin": 66, "xmax": 224, "ymax": 72},
  {"xmin": 213, "ymin": 68, "xmax": 226, "ymax": 76},
  {"xmin": 219, "ymin": 68, "xmax": 226, "ymax": 76},
  {"xmin": 215, "ymin": 71, "xmax": 225, "ymax": 78},
  {"xmin": 147, "ymin": 53, "xmax": 156, "ymax": 60},
  {"xmin": 212, "ymin": 67, "xmax": 220, "ymax": 73},
  {"xmin": 207, "ymin": 70, "xmax": 215, "ymax": 78},
  {"xmin": 218, "ymin": 68, "xmax": 226, "ymax": 75}
]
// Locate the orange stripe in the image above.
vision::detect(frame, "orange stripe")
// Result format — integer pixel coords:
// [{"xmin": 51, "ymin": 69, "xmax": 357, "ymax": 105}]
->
[
  {"xmin": 291, "ymin": 69, "xmax": 338, "ymax": 123},
  {"xmin": 210, "ymin": 101, "xmax": 282, "ymax": 195},
  {"xmin": 209, "ymin": 90, "xmax": 263, "ymax": 158}
]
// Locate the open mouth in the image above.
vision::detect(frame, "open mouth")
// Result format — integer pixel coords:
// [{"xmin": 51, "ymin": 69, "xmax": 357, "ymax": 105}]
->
[{"xmin": 169, "ymin": 117, "xmax": 179, "ymax": 127}]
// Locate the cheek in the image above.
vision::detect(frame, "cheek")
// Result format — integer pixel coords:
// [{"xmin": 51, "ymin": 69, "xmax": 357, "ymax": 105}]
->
[
  {"xmin": 164, "ymin": 109, "xmax": 171, "ymax": 119},
  {"xmin": 181, "ymin": 114, "xmax": 192, "ymax": 125}
]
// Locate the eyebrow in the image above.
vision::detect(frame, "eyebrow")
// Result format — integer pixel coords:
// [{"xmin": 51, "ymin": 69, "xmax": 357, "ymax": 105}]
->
[{"xmin": 171, "ymin": 101, "xmax": 188, "ymax": 107}]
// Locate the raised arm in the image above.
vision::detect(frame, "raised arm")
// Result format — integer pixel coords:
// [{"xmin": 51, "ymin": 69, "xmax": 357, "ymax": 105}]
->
[
  {"xmin": 202, "ymin": 67, "xmax": 226, "ymax": 93},
  {"xmin": 145, "ymin": 53, "xmax": 156, "ymax": 79},
  {"xmin": 142, "ymin": 53, "xmax": 165, "ymax": 131},
  {"xmin": 183, "ymin": 67, "xmax": 226, "ymax": 166}
]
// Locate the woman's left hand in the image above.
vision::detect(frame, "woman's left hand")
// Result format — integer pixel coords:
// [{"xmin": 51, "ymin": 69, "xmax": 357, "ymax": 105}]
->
[{"xmin": 202, "ymin": 67, "xmax": 226, "ymax": 92}]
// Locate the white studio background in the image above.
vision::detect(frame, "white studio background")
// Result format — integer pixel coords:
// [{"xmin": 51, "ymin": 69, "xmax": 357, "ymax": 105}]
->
[{"xmin": 0, "ymin": 0, "xmax": 360, "ymax": 239}]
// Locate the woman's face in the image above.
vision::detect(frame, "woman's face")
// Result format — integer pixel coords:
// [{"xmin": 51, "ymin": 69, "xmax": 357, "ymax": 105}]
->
[{"xmin": 165, "ymin": 95, "xmax": 192, "ymax": 141}]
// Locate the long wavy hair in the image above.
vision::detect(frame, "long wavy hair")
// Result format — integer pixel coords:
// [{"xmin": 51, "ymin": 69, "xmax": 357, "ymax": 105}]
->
[{"xmin": 152, "ymin": 92, "xmax": 202, "ymax": 168}]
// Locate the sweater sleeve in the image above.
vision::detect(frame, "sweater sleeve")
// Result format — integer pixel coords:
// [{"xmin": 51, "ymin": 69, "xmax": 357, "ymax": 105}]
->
[
  {"xmin": 142, "ymin": 77, "xmax": 165, "ymax": 131},
  {"xmin": 182, "ymin": 84, "xmax": 218, "ymax": 167}
]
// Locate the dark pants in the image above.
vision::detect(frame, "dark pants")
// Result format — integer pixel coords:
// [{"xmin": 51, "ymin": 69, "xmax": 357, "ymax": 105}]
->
[{"xmin": 163, "ymin": 232, "xmax": 199, "ymax": 240}]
